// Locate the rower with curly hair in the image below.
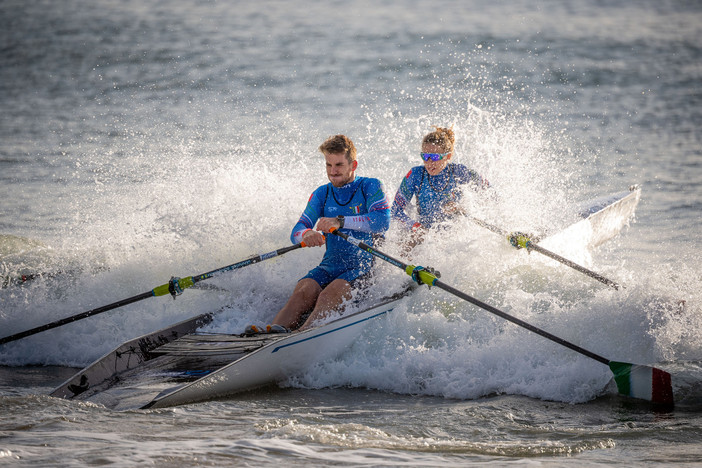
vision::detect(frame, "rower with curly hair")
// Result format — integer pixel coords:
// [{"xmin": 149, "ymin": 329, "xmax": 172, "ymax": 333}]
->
[{"xmin": 391, "ymin": 126, "xmax": 489, "ymax": 248}]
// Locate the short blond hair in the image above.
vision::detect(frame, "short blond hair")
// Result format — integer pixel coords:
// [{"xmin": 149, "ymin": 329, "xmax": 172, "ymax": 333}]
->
[{"xmin": 319, "ymin": 134, "xmax": 357, "ymax": 163}]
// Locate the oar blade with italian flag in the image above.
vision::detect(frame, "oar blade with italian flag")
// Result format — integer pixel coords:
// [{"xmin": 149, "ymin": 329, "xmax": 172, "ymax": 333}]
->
[{"xmin": 609, "ymin": 361, "xmax": 674, "ymax": 406}]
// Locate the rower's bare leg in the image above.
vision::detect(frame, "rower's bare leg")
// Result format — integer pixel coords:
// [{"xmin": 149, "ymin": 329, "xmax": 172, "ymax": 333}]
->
[
  {"xmin": 300, "ymin": 279, "xmax": 352, "ymax": 330},
  {"xmin": 272, "ymin": 278, "xmax": 322, "ymax": 330}
]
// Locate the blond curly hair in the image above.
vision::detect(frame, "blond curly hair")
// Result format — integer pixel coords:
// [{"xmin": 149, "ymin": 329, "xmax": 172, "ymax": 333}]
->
[{"xmin": 422, "ymin": 126, "xmax": 455, "ymax": 153}]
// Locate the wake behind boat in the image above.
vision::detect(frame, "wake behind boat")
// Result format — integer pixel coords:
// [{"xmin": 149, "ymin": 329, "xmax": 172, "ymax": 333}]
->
[{"xmin": 47, "ymin": 185, "xmax": 642, "ymax": 410}]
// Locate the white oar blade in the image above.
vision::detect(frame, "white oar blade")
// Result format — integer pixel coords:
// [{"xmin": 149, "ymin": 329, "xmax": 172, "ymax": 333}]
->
[{"xmin": 609, "ymin": 361, "xmax": 674, "ymax": 406}]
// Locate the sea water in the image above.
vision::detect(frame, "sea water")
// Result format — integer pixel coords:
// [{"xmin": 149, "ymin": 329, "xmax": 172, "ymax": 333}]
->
[{"xmin": 1, "ymin": 0, "xmax": 701, "ymax": 465}]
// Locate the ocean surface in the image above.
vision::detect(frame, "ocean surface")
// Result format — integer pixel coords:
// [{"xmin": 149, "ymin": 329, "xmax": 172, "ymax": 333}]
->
[{"xmin": 1, "ymin": 0, "xmax": 701, "ymax": 465}]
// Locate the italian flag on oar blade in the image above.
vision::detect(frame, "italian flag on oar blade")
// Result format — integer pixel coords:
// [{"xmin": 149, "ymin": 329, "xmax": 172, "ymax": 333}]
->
[{"xmin": 609, "ymin": 361, "xmax": 674, "ymax": 405}]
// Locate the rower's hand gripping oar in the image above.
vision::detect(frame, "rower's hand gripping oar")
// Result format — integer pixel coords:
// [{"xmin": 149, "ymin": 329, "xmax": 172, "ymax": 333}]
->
[
  {"xmin": 469, "ymin": 216, "xmax": 621, "ymax": 290},
  {"xmin": 330, "ymin": 228, "xmax": 673, "ymax": 407},
  {"xmin": 0, "ymin": 243, "xmax": 307, "ymax": 345}
]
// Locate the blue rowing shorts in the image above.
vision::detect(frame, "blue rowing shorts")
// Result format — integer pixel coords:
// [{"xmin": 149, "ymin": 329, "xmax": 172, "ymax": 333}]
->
[{"xmin": 300, "ymin": 264, "xmax": 372, "ymax": 289}]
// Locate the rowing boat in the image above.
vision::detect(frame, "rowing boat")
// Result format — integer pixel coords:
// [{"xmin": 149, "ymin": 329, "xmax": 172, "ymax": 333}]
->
[
  {"xmin": 51, "ymin": 286, "xmax": 415, "ymax": 410},
  {"xmin": 50, "ymin": 185, "xmax": 641, "ymax": 410}
]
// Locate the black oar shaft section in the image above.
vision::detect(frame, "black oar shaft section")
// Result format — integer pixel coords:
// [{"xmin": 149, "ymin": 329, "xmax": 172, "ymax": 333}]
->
[
  {"xmin": 432, "ymin": 280, "xmax": 610, "ymax": 365},
  {"xmin": 331, "ymin": 228, "xmax": 609, "ymax": 365},
  {"xmin": 192, "ymin": 243, "xmax": 304, "ymax": 284},
  {"xmin": 469, "ymin": 216, "xmax": 621, "ymax": 290},
  {"xmin": 527, "ymin": 244, "xmax": 620, "ymax": 290},
  {"xmin": 0, "ymin": 291, "xmax": 153, "ymax": 345},
  {"xmin": 332, "ymin": 229, "xmax": 409, "ymax": 271}
]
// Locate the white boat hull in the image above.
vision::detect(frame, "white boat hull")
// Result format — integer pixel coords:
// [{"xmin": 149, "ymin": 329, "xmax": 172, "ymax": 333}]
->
[
  {"xmin": 50, "ymin": 288, "xmax": 412, "ymax": 410},
  {"xmin": 540, "ymin": 185, "xmax": 641, "ymax": 251},
  {"xmin": 50, "ymin": 313, "xmax": 213, "ymax": 401},
  {"xmin": 143, "ymin": 295, "xmax": 404, "ymax": 409}
]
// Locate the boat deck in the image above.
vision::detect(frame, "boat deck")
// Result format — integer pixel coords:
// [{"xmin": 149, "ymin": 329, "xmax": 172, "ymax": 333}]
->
[{"xmin": 151, "ymin": 333, "xmax": 284, "ymax": 357}]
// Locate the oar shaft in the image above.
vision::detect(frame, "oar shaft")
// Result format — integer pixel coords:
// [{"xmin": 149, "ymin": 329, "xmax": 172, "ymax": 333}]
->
[
  {"xmin": 330, "ymin": 228, "xmax": 609, "ymax": 365},
  {"xmin": 338, "ymin": 232, "xmax": 409, "ymax": 271},
  {"xmin": 0, "ymin": 291, "xmax": 153, "ymax": 345},
  {"xmin": 0, "ymin": 243, "xmax": 305, "ymax": 345},
  {"xmin": 468, "ymin": 216, "xmax": 505, "ymax": 236},
  {"xmin": 468, "ymin": 216, "xmax": 620, "ymax": 290},
  {"xmin": 151, "ymin": 243, "xmax": 306, "ymax": 297},
  {"xmin": 191, "ymin": 243, "xmax": 304, "ymax": 284},
  {"xmin": 431, "ymin": 280, "xmax": 610, "ymax": 365},
  {"xmin": 527, "ymin": 244, "xmax": 620, "ymax": 290}
]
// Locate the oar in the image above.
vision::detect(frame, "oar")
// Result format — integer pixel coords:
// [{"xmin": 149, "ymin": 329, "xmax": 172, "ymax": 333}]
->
[
  {"xmin": 331, "ymin": 228, "xmax": 673, "ymax": 406},
  {"xmin": 0, "ymin": 243, "xmax": 306, "ymax": 345},
  {"xmin": 1, "ymin": 269, "xmax": 226, "ymax": 291},
  {"xmin": 468, "ymin": 216, "xmax": 621, "ymax": 290}
]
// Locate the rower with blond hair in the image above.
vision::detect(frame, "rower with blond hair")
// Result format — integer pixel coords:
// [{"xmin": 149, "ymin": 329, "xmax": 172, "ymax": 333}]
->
[
  {"xmin": 391, "ymin": 126, "xmax": 489, "ymax": 248},
  {"xmin": 247, "ymin": 134, "xmax": 391, "ymax": 334}
]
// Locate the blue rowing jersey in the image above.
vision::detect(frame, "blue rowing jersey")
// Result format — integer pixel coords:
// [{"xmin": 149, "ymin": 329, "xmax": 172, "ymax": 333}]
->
[
  {"xmin": 392, "ymin": 163, "xmax": 488, "ymax": 229},
  {"xmin": 291, "ymin": 176, "xmax": 390, "ymax": 270}
]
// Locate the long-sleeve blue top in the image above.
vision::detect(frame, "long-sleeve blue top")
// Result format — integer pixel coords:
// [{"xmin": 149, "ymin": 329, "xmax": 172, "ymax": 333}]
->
[
  {"xmin": 292, "ymin": 176, "xmax": 390, "ymax": 269},
  {"xmin": 392, "ymin": 163, "xmax": 488, "ymax": 229}
]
